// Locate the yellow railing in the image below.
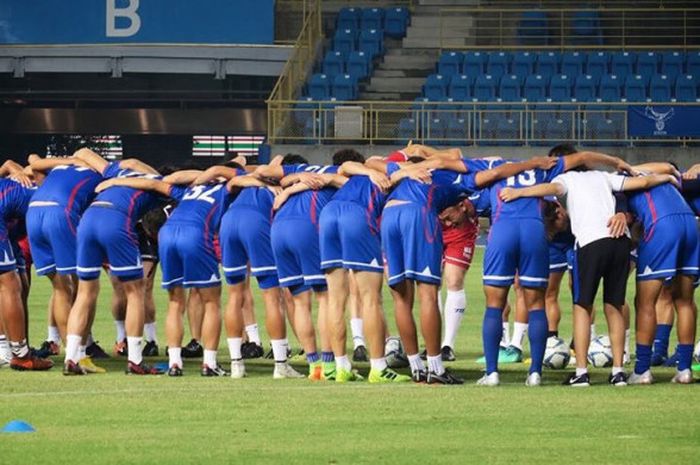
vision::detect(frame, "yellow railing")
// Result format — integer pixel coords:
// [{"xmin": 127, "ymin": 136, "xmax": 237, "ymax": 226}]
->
[
  {"xmin": 438, "ymin": 8, "xmax": 700, "ymax": 51},
  {"xmin": 475, "ymin": 0, "xmax": 691, "ymax": 8}
]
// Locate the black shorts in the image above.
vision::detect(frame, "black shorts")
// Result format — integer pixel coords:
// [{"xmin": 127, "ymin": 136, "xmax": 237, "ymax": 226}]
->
[{"xmin": 571, "ymin": 237, "xmax": 631, "ymax": 307}]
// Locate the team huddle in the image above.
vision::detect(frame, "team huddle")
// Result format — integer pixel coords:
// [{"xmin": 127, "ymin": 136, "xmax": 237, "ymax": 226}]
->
[{"xmin": 0, "ymin": 143, "xmax": 699, "ymax": 386}]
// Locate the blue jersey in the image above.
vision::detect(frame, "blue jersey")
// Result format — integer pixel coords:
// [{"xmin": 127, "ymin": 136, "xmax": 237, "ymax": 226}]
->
[
  {"xmin": 626, "ymin": 181, "xmax": 693, "ymax": 233},
  {"xmin": 168, "ymin": 177, "xmax": 241, "ymax": 232},
  {"xmin": 0, "ymin": 179, "xmax": 35, "ymax": 221},
  {"xmin": 276, "ymin": 164, "xmax": 339, "ymax": 222},
  {"xmin": 31, "ymin": 165, "xmax": 102, "ymax": 215},
  {"xmin": 96, "ymin": 162, "xmax": 185, "ymax": 220},
  {"xmin": 682, "ymin": 176, "xmax": 700, "ymax": 216},
  {"xmin": 332, "ymin": 175, "xmax": 387, "ymax": 228},
  {"xmin": 230, "ymin": 179, "xmax": 275, "ymax": 217},
  {"xmin": 489, "ymin": 158, "xmax": 566, "ymax": 223}
]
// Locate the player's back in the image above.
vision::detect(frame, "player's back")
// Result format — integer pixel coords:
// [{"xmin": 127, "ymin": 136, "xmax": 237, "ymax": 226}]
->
[
  {"xmin": 168, "ymin": 182, "xmax": 232, "ymax": 231},
  {"xmin": 0, "ymin": 179, "xmax": 35, "ymax": 219},
  {"xmin": 682, "ymin": 176, "xmax": 700, "ymax": 215},
  {"xmin": 331, "ymin": 176, "xmax": 386, "ymax": 223},
  {"xmin": 230, "ymin": 185, "xmax": 274, "ymax": 217},
  {"xmin": 276, "ymin": 164, "xmax": 339, "ymax": 222},
  {"xmin": 32, "ymin": 165, "xmax": 102, "ymax": 214},
  {"xmin": 94, "ymin": 162, "xmax": 168, "ymax": 219},
  {"xmin": 388, "ymin": 169, "xmax": 473, "ymax": 214},
  {"xmin": 627, "ymin": 181, "xmax": 693, "ymax": 231}
]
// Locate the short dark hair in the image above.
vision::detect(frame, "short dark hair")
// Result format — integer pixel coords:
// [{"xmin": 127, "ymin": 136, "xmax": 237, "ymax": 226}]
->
[
  {"xmin": 332, "ymin": 148, "xmax": 364, "ymax": 165},
  {"xmin": 141, "ymin": 203, "xmax": 175, "ymax": 240},
  {"xmin": 548, "ymin": 144, "xmax": 578, "ymax": 157},
  {"xmin": 282, "ymin": 153, "xmax": 308, "ymax": 165},
  {"xmin": 157, "ymin": 164, "xmax": 179, "ymax": 176},
  {"xmin": 407, "ymin": 156, "xmax": 424, "ymax": 164}
]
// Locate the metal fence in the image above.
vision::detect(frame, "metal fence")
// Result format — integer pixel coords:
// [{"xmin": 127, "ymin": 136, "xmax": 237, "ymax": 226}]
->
[{"xmin": 268, "ymin": 100, "xmax": 700, "ymax": 146}]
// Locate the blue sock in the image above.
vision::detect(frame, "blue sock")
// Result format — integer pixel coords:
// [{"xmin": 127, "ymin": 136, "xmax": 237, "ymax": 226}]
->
[
  {"xmin": 306, "ymin": 351, "xmax": 319, "ymax": 364},
  {"xmin": 652, "ymin": 324, "xmax": 672, "ymax": 358},
  {"xmin": 321, "ymin": 351, "xmax": 335, "ymax": 363},
  {"xmin": 483, "ymin": 307, "xmax": 503, "ymax": 375},
  {"xmin": 527, "ymin": 309, "xmax": 548, "ymax": 375},
  {"xmin": 635, "ymin": 344, "xmax": 652, "ymax": 375},
  {"xmin": 677, "ymin": 344, "xmax": 693, "ymax": 371}
]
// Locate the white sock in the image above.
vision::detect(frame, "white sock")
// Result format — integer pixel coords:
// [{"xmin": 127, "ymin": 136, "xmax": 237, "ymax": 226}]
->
[
  {"xmin": 144, "ymin": 323, "xmax": 157, "ymax": 343},
  {"xmin": 126, "ymin": 336, "xmax": 143, "ymax": 364},
  {"xmin": 441, "ymin": 289, "xmax": 466, "ymax": 349},
  {"xmin": 204, "ymin": 349, "xmax": 218, "ymax": 368},
  {"xmin": 48, "ymin": 326, "xmax": 61, "ymax": 343},
  {"xmin": 612, "ymin": 366, "xmax": 623, "ymax": 376},
  {"xmin": 168, "ymin": 347, "xmax": 182, "ymax": 368},
  {"xmin": 590, "ymin": 324, "xmax": 597, "ymax": 341},
  {"xmin": 65, "ymin": 334, "xmax": 82, "ymax": 363},
  {"xmin": 245, "ymin": 324, "xmax": 261, "ymax": 345},
  {"xmin": 510, "ymin": 322, "xmax": 528, "ymax": 350},
  {"xmin": 350, "ymin": 318, "xmax": 365, "ymax": 349},
  {"xmin": 438, "ymin": 290, "xmax": 444, "ymax": 313},
  {"xmin": 370, "ymin": 357, "xmax": 388, "ymax": 371},
  {"xmin": 271, "ymin": 339, "xmax": 287, "ymax": 363},
  {"xmin": 501, "ymin": 322, "xmax": 510, "ymax": 348},
  {"xmin": 336, "ymin": 355, "xmax": 352, "ymax": 371},
  {"xmin": 624, "ymin": 329, "xmax": 630, "ymax": 355},
  {"xmin": 115, "ymin": 320, "xmax": 126, "ymax": 342},
  {"xmin": 78, "ymin": 345, "xmax": 87, "ymax": 360},
  {"xmin": 227, "ymin": 337, "xmax": 243, "ymax": 360},
  {"xmin": 427, "ymin": 355, "xmax": 445, "ymax": 375},
  {"xmin": 576, "ymin": 367, "xmax": 588, "ymax": 376},
  {"xmin": 0, "ymin": 335, "xmax": 9, "ymax": 359},
  {"xmin": 407, "ymin": 353, "xmax": 425, "ymax": 373}
]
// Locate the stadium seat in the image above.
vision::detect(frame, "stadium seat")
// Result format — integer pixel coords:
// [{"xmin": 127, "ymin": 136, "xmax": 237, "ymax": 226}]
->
[
  {"xmin": 624, "ymin": 74, "xmax": 648, "ymax": 102},
  {"xmin": 398, "ymin": 117, "xmax": 418, "ymax": 140},
  {"xmin": 518, "ymin": 10, "xmax": 549, "ymax": 45},
  {"xmin": 599, "ymin": 74, "xmax": 623, "ymax": 102},
  {"xmin": 586, "ymin": 52, "xmax": 610, "ymax": 79},
  {"xmin": 449, "ymin": 74, "xmax": 474, "ymax": 101},
  {"xmin": 661, "ymin": 52, "xmax": 684, "ymax": 79},
  {"xmin": 446, "ymin": 116, "xmax": 469, "ymax": 142},
  {"xmin": 649, "ymin": 74, "xmax": 673, "ymax": 102},
  {"xmin": 525, "ymin": 74, "xmax": 548, "ymax": 102},
  {"xmin": 332, "ymin": 74, "xmax": 357, "ymax": 100},
  {"xmin": 675, "ymin": 74, "xmax": 699, "ymax": 102},
  {"xmin": 545, "ymin": 116, "xmax": 572, "ymax": 140},
  {"xmin": 293, "ymin": 96, "xmax": 316, "ymax": 125},
  {"xmin": 322, "ymin": 51, "xmax": 345, "ymax": 78},
  {"xmin": 425, "ymin": 117, "xmax": 447, "ymax": 143},
  {"xmin": 346, "ymin": 51, "xmax": 370, "ymax": 81},
  {"xmin": 499, "ymin": 74, "xmax": 524, "ymax": 102},
  {"xmin": 361, "ymin": 8, "xmax": 384, "ymax": 31},
  {"xmin": 536, "ymin": 51, "xmax": 560, "ymax": 76},
  {"xmin": 438, "ymin": 52, "xmax": 463, "ymax": 77},
  {"xmin": 561, "ymin": 52, "xmax": 585, "ymax": 76},
  {"xmin": 486, "ymin": 52, "xmax": 511, "ymax": 79},
  {"xmin": 337, "ymin": 7, "xmax": 361, "ymax": 31},
  {"xmin": 688, "ymin": 52, "xmax": 700, "ymax": 76},
  {"xmin": 333, "ymin": 29, "xmax": 357, "ymax": 55},
  {"xmin": 473, "ymin": 74, "xmax": 497, "ymax": 101},
  {"xmin": 309, "ymin": 73, "xmax": 331, "ymax": 100},
  {"xmin": 412, "ymin": 97, "xmax": 433, "ymax": 126},
  {"xmin": 423, "ymin": 74, "xmax": 448, "ymax": 100},
  {"xmin": 385, "ymin": 7, "xmax": 410, "ymax": 38},
  {"xmin": 512, "ymin": 52, "xmax": 536, "ymax": 77},
  {"xmin": 359, "ymin": 29, "xmax": 383, "ymax": 58},
  {"xmin": 611, "ymin": 52, "xmax": 636, "ymax": 80},
  {"xmin": 636, "ymin": 52, "xmax": 660, "ymax": 78},
  {"xmin": 549, "ymin": 74, "xmax": 573, "ymax": 102},
  {"xmin": 574, "ymin": 74, "xmax": 598, "ymax": 102},
  {"xmin": 587, "ymin": 115, "xmax": 624, "ymax": 146},
  {"xmin": 571, "ymin": 10, "xmax": 603, "ymax": 45},
  {"xmin": 463, "ymin": 51, "xmax": 487, "ymax": 76}
]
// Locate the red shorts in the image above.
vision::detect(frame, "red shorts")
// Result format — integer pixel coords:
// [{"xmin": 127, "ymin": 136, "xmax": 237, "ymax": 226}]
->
[
  {"xmin": 213, "ymin": 235, "xmax": 222, "ymax": 262},
  {"xmin": 18, "ymin": 236, "xmax": 32, "ymax": 268},
  {"xmin": 442, "ymin": 219, "xmax": 478, "ymax": 270}
]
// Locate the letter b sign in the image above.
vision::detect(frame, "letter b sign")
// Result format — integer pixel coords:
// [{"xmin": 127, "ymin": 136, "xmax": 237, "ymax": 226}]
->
[{"xmin": 106, "ymin": 0, "xmax": 141, "ymax": 37}]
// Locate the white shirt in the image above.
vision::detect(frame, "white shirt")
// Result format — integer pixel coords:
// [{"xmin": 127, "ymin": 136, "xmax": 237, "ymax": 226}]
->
[{"xmin": 552, "ymin": 170, "xmax": 627, "ymax": 248}]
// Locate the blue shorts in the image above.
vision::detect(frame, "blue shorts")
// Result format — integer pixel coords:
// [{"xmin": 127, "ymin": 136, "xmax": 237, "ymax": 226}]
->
[
  {"xmin": 548, "ymin": 240, "xmax": 571, "ymax": 273},
  {"xmin": 158, "ymin": 222, "xmax": 220, "ymax": 289},
  {"xmin": 319, "ymin": 200, "xmax": 383, "ymax": 273},
  {"xmin": 26, "ymin": 206, "xmax": 79, "ymax": 276},
  {"xmin": 271, "ymin": 217, "xmax": 326, "ymax": 289},
  {"xmin": 0, "ymin": 223, "xmax": 17, "ymax": 274},
  {"xmin": 381, "ymin": 203, "xmax": 442, "ymax": 287},
  {"xmin": 220, "ymin": 208, "xmax": 279, "ymax": 288},
  {"xmin": 637, "ymin": 214, "xmax": 700, "ymax": 281},
  {"xmin": 76, "ymin": 207, "xmax": 143, "ymax": 281},
  {"xmin": 484, "ymin": 218, "xmax": 549, "ymax": 288}
]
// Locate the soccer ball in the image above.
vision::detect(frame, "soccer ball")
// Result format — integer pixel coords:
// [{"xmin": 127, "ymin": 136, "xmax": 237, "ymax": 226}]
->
[
  {"xmin": 543, "ymin": 337, "xmax": 570, "ymax": 369},
  {"xmin": 587, "ymin": 335, "xmax": 613, "ymax": 368},
  {"xmin": 385, "ymin": 336, "xmax": 408, "ymax": 369}
]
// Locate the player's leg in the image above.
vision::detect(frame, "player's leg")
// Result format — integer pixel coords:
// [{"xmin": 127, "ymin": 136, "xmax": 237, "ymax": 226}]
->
[
  {"xmin": 198, "ymin": 284, "xmax": 224, "ymax": 376},
  {"xmin": 671, "ymin": 275, "xmax": 697, "ymax": 383},
  {"xmin": 110, "ymin": 275, "xmax": 127, "ymax": 356},
  {"xmin": 241, "ymin": 278, "xmax": 263, "ymax": 358},
  {"xmin": 165, "ymin": 285, "xmax": 186, "ymax": 375},
  {"xmin": 325, "ymin": 267, "xmax": 352, "ymax": 376},
  {"xmin": 545, "ymin": 270, "xmax": 564, "ymax": 338},
  {"xmin": 142, "ymin": 260, "xmax": 159, "ymax": 356},
  {"xmin": 440, "ymin": 263, "xmax": 466, "ymax": 361},
  {"xmin": 348, "ymin": 272, "xmax": 368, "ymax": 362},
  {"xmin": 521, "ymin": 286, "xmax": 548, "ymax": 385},
  {"xmin": 184, "ymin": 289, "xmax": 204, "ymax": 357},
  {"xmin": 480, "ymin": 285, "xmax": 510, "ymax": 386},
  {"xmin": 651, "ymin": 286, "xmax": 675, "ymax": 365},
  {"xmin": 502, "ymin": 279, "xmax": 527, "ymax": 363}
]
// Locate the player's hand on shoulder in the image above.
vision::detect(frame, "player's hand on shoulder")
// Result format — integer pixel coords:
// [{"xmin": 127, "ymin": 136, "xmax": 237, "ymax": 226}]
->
[
  {"xmin": 616, "ymin": 159, "xmax": 638, "ymax": 177},
  {"xmin": 266, "ymin": 185, "xmax": 283, "ymax": 196},
  {"xmin": 530, "ymin": 156, "xmax": 557, "ymax": 170},
  {"xmin": 272, "ymin": 191, "xmax": 289, "ymax": 211},
  {"xmin": 298, "ymin": 172, "xmax": 324, "ymax": 190},
  {"xmin": 27, "ymin": 154, "xmax": 41, "ymax": 165},
  {"xmin": 607, "ymin": 212, "xmax": 628, "ymax": 238},
  {"xmin": 368, "ymin": 171, "xmax": 391, "ymax": 192},
  {"xmin": 499, "ymin": 187, "xmax": 518, "ymax": 202},
  {"xmin": 95, "ymin": 179, "xmax": 115, "ymax": 193}
]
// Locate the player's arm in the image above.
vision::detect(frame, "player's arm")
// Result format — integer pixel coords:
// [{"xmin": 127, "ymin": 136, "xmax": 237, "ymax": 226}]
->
[
  {"xmin": 119, "ymin": 158, "xmax": 160, "ymax": 175},
  {"xmin": 631, "ymin": 162, "xmax": 680, "ymax": 177},
  {"xmin": 619, "ymin": 173, "xmax": 679, "ymax": 191},
  {"xmin": 338, "ymin": 161, "xmax": 391, "ymax": 191},
  {"xmin": 254, "ymin": 163, "xmax": 285, "ymax": 179},
  {"xmin": 561, "ymin": 151, "xmax": 635, "ymax": 175},
  {"xmin": 408, "ymin": 144, "xmax": 462, "ymax": 160},
  {"xmin": 191, "ymin": 165, "xmax": 241, "ymax": 185},
  {"xmin": 499, "ymin": 183, "xmax": 565, "ymax": 202},
  {"xmin": 272, "ymin": 182, "xmax": 311, "ymax": 211},
  {"xmin": 474, "ymin": 157, "xmax": 557, "ymax": 188},
  {"xmin": 319, "ymin": 173, "xmax": 348, "ymax": 189},
  {"xmin": 227, "ymin": 175, "xmax": 282, "ymax": 195},
  {"xmin": 683, "ymin": 163, "xmax": 700, "ymax": 180},
  {"xmin": 94, "ymin": 177, "xmax": 173, "ymax": 196},
  {"xmin": 27, "ymin": 154, "xmax": 89, "ymax": 172},
  {"xmin": 0, "ymin": 159, "xmax": 33, "ymax": 187},
  {"xmin": 279, "ymin": 172, "xmax": 327, "ymax": 189},
  {"xmin": 73, "ymin": 148, "xmax": 110, "ymax": 173},
  {"xmin": 162, "ymin": 170, "xmax": 203, "ymax": 185}
]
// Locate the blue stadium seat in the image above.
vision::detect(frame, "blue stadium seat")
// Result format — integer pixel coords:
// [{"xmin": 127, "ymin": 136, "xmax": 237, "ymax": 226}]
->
[
  {"xmin": 332, "ymin": 74, "xmax": 357, "ymax": 100},
  {"xmin": 624, "ymin": 74, "xmax": 648, "ymax": 102},
  {"xmin": 425, "ymin": 117, "xmax": 447, "ymax": 143},
  {"xmin": 496, "ymin": 116, "xmax": 520, "ymax": 145},
  {"xmin": 449, "ymin": 74, "xmax": 474, "ymax": 101},
  {"xmin": 322, "ymin": 51, "xmax": 345, "ymax": 78},
  {"xmin": 525, "ymin": 74, "xmax": 548, "ymax": 102},
  {"xmin": 661, "ymin": 52, "xmax": 684, "ymax": 79},
  {"xmin": 675, "ymin": 74, "xmax": 699, "ymax": 102},
  {"xmin": 333, "ymin": 29, "xmax": 357, "ymax": 55},
  {"xmin": 499, "ymin": 74, "xmax": 524, "ymax": 102},
  {"xmin": 337, "ymin": 7, "xmax": 361, "ymax": 31},
  {"xmin": 446, "ymin": 116, "xmax": 469, "ymax": 142},
  {"xmin": 599, "ymin": 74, "xmax": 623, "ymax": 102},
  {"xmin": 486, "ymin": 52, "xmax": 512, "ymax": 79},
  {"xmin": 438, "ymin": 52, "xmax": 463, "ymax": 77},
  {"xmin": 463, "ymin": 51, "xmax": 487, "ymax": 76},
  {"xmin": 473, "ymin": 74, "xmax": 498, "ymax": 101},
  {"xmin": 412, "ymin": 97, "xmax": 433, "ymax": 126},
  {"xmin": 309, "ymin": 74, "xmax": 331, "ymax": 100},
  {"xmin": 571, "ymin": 11, "xmax": 602, "ymax": 45},
  {"xmin": 361, "ymin": 8, "xmax": 384, "ymax": 31},
  {"xmin": 611, "ymin": 52, "xmax": 636, "ymax": 80},
  {"xmin": 536, "ymin": 51, "xmax": 560, "ymax": 76},
  {"xmin": 518, "ymin": 10, "xmax": 549, "ymax": 45},
  {"xmin": 650, "ymin": 74, "xmax": 673, "ymax": 102},
  {"xmin": 423, "ymin": 74, "xmax": 448, "ymax": 100},
  {"xmin": 359, "ymin": 29, "xmax": 383, "ymax": 58},
  {"xmin": 549, "ymin": 74, "xmax": 573, "ymax": 102},
  {"xmin": 561, "ymin": 52, "xmax": 585, "ymax": 76},
  {"xmin": 586, "ymin": 52, "xmax": 610, "ymax": 79},
  {"xmin": 688, "ymin": 52, "xmax": 700, "ymax": 76},
  {"xmin": 587, "ymin": 115, "xmax": 624, "ymax": 146},
  {"xmin": 346, "ymin": 51, "xmax": 370, "ymax": 81},
  {"xmin": 294, "ymin": 96, "xmax": 316, "ymax": 125},
  {"xmin": 636, "ymin": 52, "xmax": 660, "ymax": 78},
  {"xmin": 512, "ymin": 52, "xmax": 536, "ymax": 77},
  {"xmin": 545, "ymin": 116, "xmax": 572, "ymax": 140},
  {"xmin": 574, "ymin": 74, "xmax": 598, "ymax": 102},
  {"xmin": 398, "ymin": 117, "xmax": 418, "ymax": 140},
  {"xmin": 385, "ymin": 7, "xmax": 410, "ymax": 38}
]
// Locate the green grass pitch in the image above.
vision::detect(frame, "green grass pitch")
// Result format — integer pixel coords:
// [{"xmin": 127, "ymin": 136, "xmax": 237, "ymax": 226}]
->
[{"xmin": 1, "ymin": 248, "xmax": 699, "ymax": 464}]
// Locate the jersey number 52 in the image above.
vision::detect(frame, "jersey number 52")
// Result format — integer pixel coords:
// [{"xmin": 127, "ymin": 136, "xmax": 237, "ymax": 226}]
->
[{"xmin": 182, "ymin": 184, "xmax": 223, "ymax": 204}]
